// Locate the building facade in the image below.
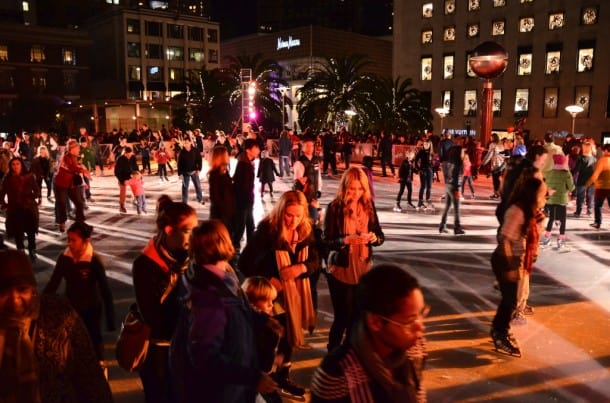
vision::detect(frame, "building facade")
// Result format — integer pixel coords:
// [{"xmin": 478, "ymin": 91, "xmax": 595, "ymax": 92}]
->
[
  {"xmin": 222, "ymin": 25, "xmax": 392, "ymax": 130},
  {"xmin": 393, "ymin": 0, "xmax": 609, "ymax": 142}
]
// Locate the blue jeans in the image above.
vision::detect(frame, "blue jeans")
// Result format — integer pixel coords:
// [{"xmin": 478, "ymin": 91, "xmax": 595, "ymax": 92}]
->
[
  {"xmin": 136, "ymin": 194, "xmax": 147, "ymax": 213},
  {"xmin": 181, "ymin": 172, "xmax": 202, "ymax": 203},
  {"xmin": 440, "ymin": 185, "xmax": 461, "ymax": 229},
  {"xmin": 279, "ymin": 155, "xmax": 291, "ymax": 177},
  {"xmin": 575, "ymin": 184, "xmax": 594, "ymax": 215},
  {"xmin": 418, "ymin": 168, "xmax": 432, "ymax": 202}
]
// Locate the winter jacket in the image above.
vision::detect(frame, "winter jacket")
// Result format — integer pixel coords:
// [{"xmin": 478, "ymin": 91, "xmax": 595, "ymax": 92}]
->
[
  {"xmin": 208, "ymin": 169, "xmax": 236, "ymax": 229},
  {"xmin": 0, "ymin": 172, "xmax": 39, "ymax": 237},
  {"xmin": 544, "ymin": 169, "xmax": 575, "ymax": 205},
  {"xmin": 257, "ymin": 157, "xmax": 279, "ymax": 184}
]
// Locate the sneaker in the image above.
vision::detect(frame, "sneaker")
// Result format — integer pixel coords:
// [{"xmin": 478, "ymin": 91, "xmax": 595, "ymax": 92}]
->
[
  {"xmin": 557, "ymin": 239, "xmax": 569, "ymax": 252},
  {"xmin": 454, "ymin": 227, "xmax": 466, "ymax": 235},
  {"xmin": 540, "ymin": 236, "xmax": 552, "ymax": 247},
  {"xmin": 393, "ymin": 203, "xmax": 402, "ymax": 213},
  {"xmin": 590, "ymin": 223, "xmax": 601, "ymax": 229},
  {"xmin": 119, "ymin": 206, "xmax": 127, "ymax": 214},
  {"xmin": 523, "ymin": 305, "xmax": 534, "ymax": 315},
  {"xmin": 511, "ymin": 311, "xmax": 527, "ymax": 326}
]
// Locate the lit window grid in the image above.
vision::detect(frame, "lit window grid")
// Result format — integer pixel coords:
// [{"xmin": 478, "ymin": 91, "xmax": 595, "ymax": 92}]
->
[
  {"xmin": 548, "ymin": 13, "xmax": 564, "ymax": 30},
  {"xmin": 423, "ymin": 3, "xmax": 433, "ymax": 18},
  {"xmin": 421, "ymin": 57, "xmax": 432, "ymax": 81},
  {"xmin": 578, "ymin": 48, "xmax": 594, "ymax": 72},
  {"xmin": 546, "ymin": 51, "xmax": 561, "ymax": 74},
  {"xmin": 519, "ymin": 17, "xmax": 534, "ymax": 32},
  {"xmin": 464, "ymin": 90, "xmax": 477, "ymax": 116},
  {"xmin": 444, "ymin": 55, "xmax": 454, "ymax": 80},
  {"xmin": 514, "ymin": 89, "xmax": 529, "ymax": 112},
  {"xmin": 517, "ymin": 54, "xmax": 532, "ymax": 76},
  {"xmin": 444, "ymin": 27, "xmax": 455, "ymax": 41}
]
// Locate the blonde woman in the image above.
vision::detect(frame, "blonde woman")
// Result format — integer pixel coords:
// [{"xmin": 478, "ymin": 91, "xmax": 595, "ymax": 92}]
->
[
  {"xmin": 238, "ymin": 190, "xmax": 319, "ymax": 398},
  {"xmin": 207, "ymin": 145, "xmax": 236, "ymax": 232},
  {"xmin": 323, "ymin": 166, "xmax": 385, "ymax": 352}
]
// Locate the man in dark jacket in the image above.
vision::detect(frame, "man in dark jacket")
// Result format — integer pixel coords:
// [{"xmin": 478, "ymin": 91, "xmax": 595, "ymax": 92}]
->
[
  {"xmin": 177, "ymin": 137, "xmax": 204, "ymax": 204},
  {"xmin": 378, "ymin": 131, "xmax": 396, "ymax": 177},
  {"xmin": 232, "ymin": 138, "xmax": 260, "ymax": 252},
  {"xmin": 114, "ymin": 146, "xmax": 138, "ymax": 213}
]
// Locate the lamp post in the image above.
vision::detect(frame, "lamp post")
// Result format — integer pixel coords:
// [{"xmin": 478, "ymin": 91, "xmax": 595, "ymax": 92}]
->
[
  {"xmin": 469, "ymin": 41, "xmax": 508, "ymax": 146},
  {"xmin": 565, "ymin": 105, "xmax": 584, "ymax": 135},
  {"xmin": 279, "ymin": 86, "xmax": 288, "ymax": 130},
  {"xmin": 434, "ymin": 107, "xmax": 449, "ymax": 134}
]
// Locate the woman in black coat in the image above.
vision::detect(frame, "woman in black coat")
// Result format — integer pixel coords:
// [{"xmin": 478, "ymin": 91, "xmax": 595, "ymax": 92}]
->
[
  {"xmin": 207, "ymin": 145, "xmax": 236, "ymax": 232},
  {"xmin": 257, "ymin": 150, "xmax": 280, "ymax": 197}
]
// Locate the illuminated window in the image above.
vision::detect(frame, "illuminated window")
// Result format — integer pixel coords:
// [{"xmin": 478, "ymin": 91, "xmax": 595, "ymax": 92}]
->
[
  {"xmin": 126, "ymin": 19, "xmax": 140, "ymax": 34},
  {"xmin": 145, "ymin": 21, "xmax": 162, "ymax": 37},
  {"xmin": 575, "ymin": 86, "xmax": 591, "ymax": 117},
  {"xmin": 468, "ymin": 0, "xmax": 480, "ymax": 12},
  {"xmin": 166, "ymin": 46, "xmax": 184, "ymax": 61},
  {"xmin": 207, "ymin": 29, "xmax": 218, "ymax": 43},
  {"xmin": 62, "ymin": 48, "xmax": 76, "ymax": 65},
  {"xmin": 517, "ymin": 54, "xmax": 532, "ymax": 76},
  {"xmin": 148, "ymin": 66, "xmax": 162, "ymax": 81},
  {"xmin": 208, "ymin": 49, "xmax": 218, "ymax": 63},
  {"xmin": 146, "ymin": 44, "xmax": 162, "ymax": 59},
  {"xmin": 520, "ymin": 0, "xmax": 533, "ymax": 3},
  {"xmin": 493, "ymin": 0, "xmax": 505, "ymax": 7},
  {"xmin": 167, "ymin": 24, "xmax": 183, "ymax": 39},
  {"xmin": 189, "ymin": 48, "xmax": 204, "ymax": 62},
  {"xmin": 493, "ymin": 90, "xmax": 502, "ymax": 115},
  {"xmin": 421, "ymin": 57, "xmax": 432, "ymax": 81},
  {"xmin": 467, "ymin": 23, "xmax": 479, "ymax": 38},
  {"xmin": 514, "ymin": 89, "xmax": 529, "ymax": 115},
  {"xmin": 548, "ymin": 13, "xmax": 564, "ymax": 30},
  {"xmin": 169, "ymin": 68, "xmax": 184, "ymax": 82},
  {"xmin": 0, "ymin": 45, "xmax": 8, "ymax": 61},
  {"xmin": 492, "ymin": 20, "xmax": 505, "ymax": 36},
  {"xmin": 30, "ymin": 45, "xmax": 45, "ymax": 62},
  {"xmin": 422, "ymin": 3, "xmax": 433, "ymax": 18},
  {"xmin": 421, "ymin": 30, "xmax": 432, "ymax": 44},
  {"xmin": 127, "ymin": 42, "xmax": 140, "ymax": 58},
  {"xmin": 444, "ymin": 55, "xmax": 454, "ymax": 80},
  {"xmin": 543, "ymin": 87, "xmax": 559, "ymax": 118},
  {"xmin": 519, "ymin": 17, "xmax": 534, "ymax": 32},
  {"xmin": 128, "ymin": 65, "xmax": 141, "ymax": 80},
  {"xmin": 442, "ymin": 91, "xmax": 452, "ymax": 110},
  {"xmin": 546, "ymin": 50, "xmax": 561, "ymax": 74},
  {"xmin": 577, "ymin": 41, "xmax": 595, "ymax": 72},
  {"xmin": 464, "ymin": 90, "xmax": 477, "ymax": 116},
  {"xmin": 443, "ymin": 27, "xmax": 455, "ymax": 41},
  {"xmin": 445, "ymin": 0, "xmax": 455, "ymax": 15},
  {"xmin": 581, "ymin": 6, "xmax": 598, "ymax": 25},
  {"xmin": 466, "ymin": 52, "xmax": 477, "ymax": 78},
  {"xmin": 22, "ymin": 1, "xmax": 29, "ymax": 11},
  {"xmin": 32, "ymin": 73, "xmax": 46, "ymax": 89},
  {"xmin": 188, "ymin": 27, "xmax": 203, "ymax": 41}
]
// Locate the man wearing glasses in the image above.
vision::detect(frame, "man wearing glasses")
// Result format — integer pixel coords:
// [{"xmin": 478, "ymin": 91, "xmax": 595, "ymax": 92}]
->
[{"xmin": 311, "ymin": 264, "xmax": 428, "ymax": 402}]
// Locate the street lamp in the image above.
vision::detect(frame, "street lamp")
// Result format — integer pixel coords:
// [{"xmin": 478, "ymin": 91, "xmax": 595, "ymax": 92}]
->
[
  {"xmin": 279, "ymin": 86, "xmax": 288, "ymax": 130},
  {"xmin": 469, "ymin": 41, "xmax": 508, "ymax": 146},
  {"xmin": 434, "ymin": 107, "xmax": 449, "ymax": 133},
  {"xmin": 565, "ymin": 104, "xmax": 584, "ymax": 135}
]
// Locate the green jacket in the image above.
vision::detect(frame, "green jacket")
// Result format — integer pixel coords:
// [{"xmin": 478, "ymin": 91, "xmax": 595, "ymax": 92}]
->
[{"xmin": 545, "ymin": 169, "xmax": 575, "ymax": 205}]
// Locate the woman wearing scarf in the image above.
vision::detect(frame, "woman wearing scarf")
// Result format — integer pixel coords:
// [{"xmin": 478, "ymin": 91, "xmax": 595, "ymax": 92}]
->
[
  {"xmin": 238, "ymin": 190, "xmax": 319, "ymax": 398},
  {"xmin": 170, "ymin": 220, "xmax": 277, "ymax": 402},
  {"xmin": 132, "ymin": 195, "xmax": 198, "ymax": 403},
  {"xmin": 323, "ymin": 167, "xmax": 385, "ymax": 352},
  {"xmin": 44, "ymin": 222, "xmax": 115, "ymax": 372}
]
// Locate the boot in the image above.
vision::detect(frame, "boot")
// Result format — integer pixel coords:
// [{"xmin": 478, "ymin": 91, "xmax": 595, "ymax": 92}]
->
[
  {"xmin": 490, "ymin": 330, "xmax": 521, "ymax": 357},
  {"xmin": 119, "ymin": 204, "xmax": 127, "ymax": 214},
  {"xmin": 275, "ymin": 364, "xmax": 305, "ymax": 397},
  {"xmin": 393, "ymin": 202, "xmax": 402, "ymax": 212},
  {"xmin": 28, "ymin": 248, "xmax": 37, "ymax": 262}
]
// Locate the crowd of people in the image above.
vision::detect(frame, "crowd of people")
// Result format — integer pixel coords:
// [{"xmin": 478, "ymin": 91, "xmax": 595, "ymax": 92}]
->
[{"xmin": 1, "ymin": 122, "xmax": 609, "ymax": 402}]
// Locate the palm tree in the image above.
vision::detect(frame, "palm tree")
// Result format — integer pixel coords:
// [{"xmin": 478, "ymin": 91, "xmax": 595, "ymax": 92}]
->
[
  {"xmin": 371, "ymin": 76, "xmax": 432, "ymax": 133},
  {"xmin": 296, "ymin": 54, "xmax": 378, "ymax": 132},
  {"xmin": 223, "ymin": 53, "xmax": 290, "ymax": 128}
]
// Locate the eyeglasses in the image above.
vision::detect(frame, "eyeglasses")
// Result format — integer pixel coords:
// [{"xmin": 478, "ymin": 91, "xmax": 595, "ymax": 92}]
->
[{"xmin": 378, "ymin": 304, "xmax": 430, "ymax": 332}]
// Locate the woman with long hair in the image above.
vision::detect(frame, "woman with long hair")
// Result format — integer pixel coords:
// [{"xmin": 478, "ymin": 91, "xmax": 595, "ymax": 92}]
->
[
  {"xmin": 238, "ymin": 190, "xmax": 319, "ymax": 398},
  {"xmin": 132, "ymin": 195, "xmax": 198, "ymax": 403},
  {"xmin": 0, "ymin": 157, "xmax": 40, "ymax": 260},
  {"xmin": 491, "ymin": 177, "xmax": 546, "ymax": 357},
  {"xmin": 207, "ymin": 145, "xmax": 236, "ymax": 232},
  {"xmin": 30, "ymin": 145, "xmax": 54, "ymax": 202},
  {"xmin": 323, "ymin": 166, "xmax": 385, "ymax": 352},
  {"xmin": 439, "ymin": 145, "xmax": 466, "ymax": 235},
  {"xmin": 482, "ymin": 133, "xmax": 506, "ymax": 199},
  {"xmin": 170, "ymin": 220, "xmax": 277, "ymax": 402}
]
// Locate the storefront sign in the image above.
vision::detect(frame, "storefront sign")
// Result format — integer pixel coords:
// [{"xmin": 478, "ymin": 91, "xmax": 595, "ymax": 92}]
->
[{"xmin": 277, "ymin": 36, "xmax": 301, "ymax": 51}]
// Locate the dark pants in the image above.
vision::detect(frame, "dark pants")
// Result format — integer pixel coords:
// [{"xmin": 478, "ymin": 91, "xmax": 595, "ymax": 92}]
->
[
  {"xmin": 260, "ymin": 181, "xmax": 274, "ymax": 194},
  {"xmin": 545, "ymin": 204, "xmax": 567, "ymax": 235},
  {"xmin": 326, "ymin": 274, "xmax": 356, "ymax": 352},
  {"xmin": 181, "ymin": 172, "xmax": 203, "ymax": 203},
  {"xmin": 462, "ymin": 175, "xmax": 475, "ymax": 195},
  {"xmin": 396, "ymin": 181, "xmax": 413, "ymax": 204},
  {"xmin": 575, "ymin": 185, "xmax": 594, "ymax": 215},
  {"xmin": 418, "ymin": 169, "xmax": 432, "ymax": 202},
  {"xmin": 492, "ymin": 279, "xmax": 518, "ymax": 334},
  {"xmin": 158, "ymin": 164, "xmax": 168, "ymax": 179},
  {"xmin": 492, "ymin": 170, "xmax": 503, "ymax": 193},
  {"xmin": 440, "ymin": 185, "xmax": 461, "ymax": 229},
  {"xmin": 323, "ymin": 153, "xmax": 337, "ymax": 175},
  {"xmin": 83, "ymin": 175, "xmax": 92, "ymax": 199},
  {"xmin": 78, "ymin": 306, "xmax": 103, "ymax": 360},
  {"xmin": 54, "ymin": 185, "xmax": 85, "ymax": 224},
  {"xmin": 36, "ymin": 176, "xmax": 53, "ymax": 198},
  {"xmin": 232, "ymin": 206, "xmax": 255, "ymax": 251},
  {"xmin": 381, "ymin": 158, "xmax": 395, "ymax": 176},
  {"xmin": 344, "ymin": 154, "xmax": 351, "ymax": 170},
  {"xmin": 14, "ymin": 225, "xmax": 36, "ymax": 252},
  {"xmin": 139, "ymin": 344, "xmax": 172, "ymax": 403},
  {"xmin": 142, "ymin": 156, "xmax": 151, "ymax": 174},
  {"xmin": 594, "ymin": 189, "xmax": 610, "ymax": 225}
]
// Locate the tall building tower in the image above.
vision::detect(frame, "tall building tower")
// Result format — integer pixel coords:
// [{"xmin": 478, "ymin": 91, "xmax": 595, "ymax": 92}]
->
[{"xmin": 0, "ymin": 0, "xmax": 37, "ymax": 25}]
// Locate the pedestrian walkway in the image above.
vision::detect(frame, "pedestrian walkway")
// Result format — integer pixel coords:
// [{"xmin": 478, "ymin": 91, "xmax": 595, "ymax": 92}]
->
[{"xmin": 1, "ymin": 161, "xmax": 609, "ymax": 402}]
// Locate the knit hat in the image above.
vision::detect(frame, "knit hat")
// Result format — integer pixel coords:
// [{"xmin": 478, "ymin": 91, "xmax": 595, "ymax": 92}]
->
[
  {"xmin": 0, "ymin": 249, "xmax": 37, "ymax": 292},
  {"xmin": 552, "ymin": 153, "xmax": 569, "ymax": 170}
]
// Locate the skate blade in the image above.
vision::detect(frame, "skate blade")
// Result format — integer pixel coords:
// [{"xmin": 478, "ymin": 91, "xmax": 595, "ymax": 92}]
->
[
  {"xmin": 493, "ymin": 346, "xmax": 522, "ymax": 358},
  {"xmin": 277, "ymin": 390, "xmax": 306, "ymax": 401}
]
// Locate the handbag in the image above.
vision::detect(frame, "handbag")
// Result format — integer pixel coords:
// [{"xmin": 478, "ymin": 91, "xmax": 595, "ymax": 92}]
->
[
  {"xmin": 328, "ymin": 244, "xmax": 350, "ymax": 268},
  {"xmin": 115, "ymin": 303, "xmax": 151, "ymax": 372},
  {"xmin": 116, "ymin": 273, "xmax": 177, "ymax": 372}
]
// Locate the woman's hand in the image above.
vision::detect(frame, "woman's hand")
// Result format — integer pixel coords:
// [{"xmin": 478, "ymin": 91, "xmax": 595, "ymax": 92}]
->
[
  {"xmin": 280, "ymin": 263, "xmax": 306, "ymax": 281},
  {"xmin": 366, "ymin": 232, "xmax": 378, "ymax": 244}
]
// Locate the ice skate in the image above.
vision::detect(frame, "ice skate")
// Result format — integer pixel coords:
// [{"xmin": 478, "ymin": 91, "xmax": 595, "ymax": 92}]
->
[{"xmin": 491, "ymin": 330, "xmax": 522, "ymax": 358}]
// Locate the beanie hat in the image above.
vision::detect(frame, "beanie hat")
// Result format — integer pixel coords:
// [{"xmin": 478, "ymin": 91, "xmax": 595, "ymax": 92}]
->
[
  {"xmin": 552, "ymin": 153, "xmax": 569, "ymax": 171},
  {"xmin": 0, "ymin": 249, "xmax": 37, "ymax": 292}
]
